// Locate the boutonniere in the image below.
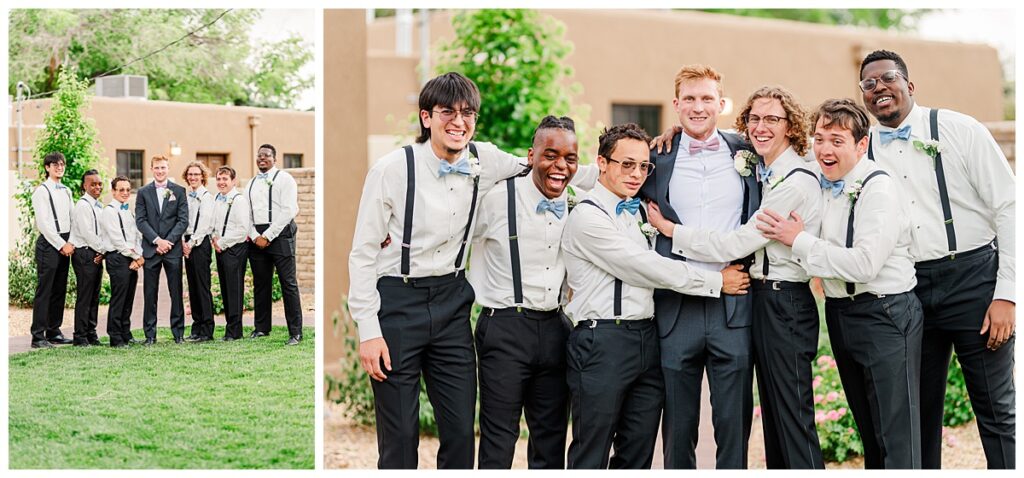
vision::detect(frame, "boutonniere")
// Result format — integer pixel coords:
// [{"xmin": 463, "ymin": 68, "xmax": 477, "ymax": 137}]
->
[
  {"xmin": 467, "ymin": 156, "xmax": 482, "ymax": 178},
  {"xmin": 163, "ymin": 189, "xmax": 171, "ymax": 199},
  {"xmin": 913, "ymin": 139, "xmax": 943, "ymax": 168},
  {"xmin": 639, "ymin": 222, "xmax": 659, "ymax": 238},
  {"xmin": 263, "ymin": 178, "xmax": 274, "ymax": 187},
  {"xmin": 566, "ymin": 185, "xmax": 579, "ymax": 210},
  {"xmin": 844, "ymin": 180, "xmax": 865, "ymax": 206},
  {"xmin": 733, "ymin": 150, "xmax": 759, "ymax": 177},
  {"xmin": 766, "ymin": 175, "xmax": 785, "ymax": 191},
  {"xmin": 227, "ymin": 196, "xmax": 236, "ymax": 206}
]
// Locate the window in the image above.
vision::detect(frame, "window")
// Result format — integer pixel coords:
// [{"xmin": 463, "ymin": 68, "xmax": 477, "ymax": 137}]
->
[
  {"xmin": 116, "ymin": 150, "xmax": 144, "ymax": 188},
  {"xmin": 283, "ymin": 153, "xmax": 303, "ymax": 169},
  {"xmin": 196, "ymin": 153, "xmax": 228, "ymax": 172},
  {"xmin": 611, "ymin": 104, "xmax": 662, "ymax": 139}
]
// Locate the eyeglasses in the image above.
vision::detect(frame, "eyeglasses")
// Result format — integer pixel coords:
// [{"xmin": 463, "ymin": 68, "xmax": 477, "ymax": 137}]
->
[
  {"xmin": 745, "ymin": 114, "xmax": 787, "ymax": 127},
  {"xmin": 114, "ymin": 187, "xmax": 131, "ymax": 193},
  {"xmin": 257, "ymin": 153, "xmax": 274, "ymax": 159},
  {"xmin": 859, "ymin": 69, "xmax": 905, "ymax": 92},
  {"xmin": 605, "ymin": 157, "xmax": 655, "ymax": 176},
  {"xmin": 431, "ymin": 108, "xmax": 478, "ymax": 124}
]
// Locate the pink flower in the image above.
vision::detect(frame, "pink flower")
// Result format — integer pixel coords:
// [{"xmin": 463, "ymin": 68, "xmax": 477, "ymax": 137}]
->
[
  {"xmin": 815, "ymin": 411, "xmax": 826, "ymax": 424},
  {"xmin": 753, "ymin": 406, "xmax": 762, "ymax": 418},
  {"xmin": 827, "ymin": 410, "xmax": 841, "ymax": 421},
  {"xmin": 837, "ymin": 407, "xmax": 847, "ymax": 417},
  {"xmin": 945, "ymin": 435, "xmax": 958, "ymax": 448},
  {"xmin": 812, "ymin": 376, "xmax": 823, "ymax": 389},
  {"xmin": 817, "ymin": 355, "xmax": 831, "ymax": 365},
  {"xmin": 826, "ymin": 391, "xmax": 840, "ymax": 402},
  {"xmin": 814, "ymin": 394, "xmax": 823, "ymax": 404},
  {"xmin": 847, "ymin": 427, "xmax": 855, "ymax": 434}
]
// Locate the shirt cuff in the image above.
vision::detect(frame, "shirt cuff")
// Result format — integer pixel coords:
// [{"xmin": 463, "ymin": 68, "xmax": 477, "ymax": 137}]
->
[
  {"xmin": 356, "ymin": 318, "xmax": 383, "ymax": 342},
  {"xmin": 705, "ymin": 268, "xmax": 723, "ymax": 298},
  {"xmin": 993, "ymin": 279, "xmax": 1015, "ymax": 304},
  {"xmin": 672, "ymin": 225, "xmax": 694, "ymax": 256},
  {"xmin": 791, "ymin": 231, "xmax": 815, "ymax": 265}
]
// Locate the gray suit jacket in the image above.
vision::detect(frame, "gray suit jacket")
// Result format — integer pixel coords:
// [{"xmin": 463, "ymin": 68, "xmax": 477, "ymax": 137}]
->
[{"xmin": 135, "ymin": 181, "xmax": 189, "ymax": 259}]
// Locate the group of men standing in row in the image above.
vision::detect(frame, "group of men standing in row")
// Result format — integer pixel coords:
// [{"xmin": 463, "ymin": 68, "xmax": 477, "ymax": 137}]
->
[
  {"xmin": 349, "ymin": 48, "xmax": 1014, "ymax": 469},
  {"xmin": 30, "ymin": 144, "xmax": 305, "ymax": 349}
]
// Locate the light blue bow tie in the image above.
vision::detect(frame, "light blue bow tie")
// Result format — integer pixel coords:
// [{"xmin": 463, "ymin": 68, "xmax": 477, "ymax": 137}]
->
[
  {"xmin": 94, "ymin": 201, "xmax": 104, "ymax": 209},
  {"xmin": 616, "ymin": 198, "xmax": 641, "ymax": 216},
  {"xmin": 536, "ymin": 199, "xmax": 566, "ymax": 219},
  {"xmin": 879, "ymin": 125, "xmax": 912, "ymax": 145},
  {"xmin": 189, "ymin": 191, "xmax": 198, "ymax": 199},
  {"xmin": 756, "ymin": 162, "xmax": 773, "ymax": 184},
  {"xmin": 216, "ymin": 194, "xmax": 227, "ymax": 202},
  {"xmin": 820, "ymin": 176, "xmax": 846, "ymax": 198},
  {"xmin": 438, "ymin": 158, "xmax": 472, "ymax": 177},
  {"xmin": 121, "ymin": 203, "xmax": 129, "ymax": 211},
  {"xmin": 55, "ymin": 184, "xmax": 67, "ymax": 190},
  {"xmin": 257, "ymin": 172, "xmax": 269, "ymax": 180}
]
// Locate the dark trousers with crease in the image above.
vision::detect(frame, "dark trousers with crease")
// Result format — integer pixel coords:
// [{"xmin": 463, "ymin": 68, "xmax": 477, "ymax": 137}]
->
[
  {"xmin": 915, "ymin": 245, "xmax": 1015, "ymax": 469},
  {"xmin": 250, "ymin": 222, "xmax": 303, "ymax": 337},
  {"xmin": 72, "ymin": 247, "xmax": 103, "ymax": 344},
  {"xmin": 476, "ymin": 307, "xmax": 570, "ymax": 469},
  {"xmin": 105, "ymin": 253, "xmax": 137, "ymax": 346},
  {"xmin": 216, "ymin": 242, "xmax": 248, "ymax": 340},
  {"xmin": 371, "ymin": 273, "xmax": 477, "ymax": 469},
  {"xmin": 184, "ymin": 236, "xmax": 215, "ymax": 338},
  {"xmin": 31, "ymin": 233, "xmax": 70, "ymax": 342},
  {"xmin": 142, "ymin": 252, "xmax": 185, "ymax": 340},
  {"xmin": 752, "ymin": 280, "xmax": 824, "ymax": 469},
  {"xmin": 567, "ymin": 319, "xmax": 663, "ymax": 469},
  {"xmin": 825, "ymin": 291, "xmax": 923, "ymax": 469}
]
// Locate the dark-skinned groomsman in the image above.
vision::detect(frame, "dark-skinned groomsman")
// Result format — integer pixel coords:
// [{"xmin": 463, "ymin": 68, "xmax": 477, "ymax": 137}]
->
[
  {"xmin": 69, "ymin": 169, "xmax": 106, "ymax": 346},
  {"xmin": 30, "ymin": 152, "xmax": 75, "ymax": 349}
]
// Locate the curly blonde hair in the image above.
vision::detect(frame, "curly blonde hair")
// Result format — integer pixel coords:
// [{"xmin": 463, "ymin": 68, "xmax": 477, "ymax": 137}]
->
[
  {"xmin": 182, "ymin": 161, "xmax": 211, "ymax": 186},
  {"xmin": 733, "ymin": 86, "xmax": 809, "ymax": 157}
]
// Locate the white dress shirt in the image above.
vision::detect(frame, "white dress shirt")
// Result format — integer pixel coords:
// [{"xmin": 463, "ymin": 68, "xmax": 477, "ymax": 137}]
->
[
  {"xmin": 870, "ymin": 104, "xmax": 1015, "ymax": 302},
  {"xmin": 348, "ymin": 141, "xmax": 526, "ymax": 341},
  {"xmin": 245, "ymin": 166, "xmax": 299, "ymax": 242},
  {"xmin": 102, "ymin": 199, "xmax": 142, "ymax": 260},
  {"xmin": 562, "ymin": 182, "xmax": 723, "ymax": 324},
  {"xmin": 791, "ymin": 157, "xmax": 917, "ymax": 298},
  {"xmin": 469, "ymin": 175, "xmax": 567, "ymax": 311},
  {"xmin": 670, "ymin": 130, "xmax": 745, "ymax": 273},
  {"xmin": 212, "ymin": 188, "xmax": 251, "ymax": 250},
  {"xmin": 186, "ymin": 186, "xmax": 215, "ymax": 247},
  {"xmin": 671, "ymin": 146, "xmax": 823, "ymax": 281},
  {"xmin": 32, "ymin": 179, "xmax": 73, "ymax": 250},
  {"xmin": 69, "ymin": 194, "xmax": 106, "ymax": 252}
]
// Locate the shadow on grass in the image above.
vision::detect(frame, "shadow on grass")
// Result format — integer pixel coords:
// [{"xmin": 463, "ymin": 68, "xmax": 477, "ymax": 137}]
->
[{"xmin": 9, "ymin": 325, "xmax": 314, "ymax": 469}]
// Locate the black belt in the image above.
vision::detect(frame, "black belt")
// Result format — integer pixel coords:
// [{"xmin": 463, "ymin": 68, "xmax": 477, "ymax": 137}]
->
[
  {"xmin": 752, "ymin": 279, "xmax": 808, "ymax": 291},
  {"xmin": 916, "ymin": 241, "xmax": 996, "ymax": 268},
  {"xmin": 825, "ymin": 291, "xmax": 901, "ymax": 306},
  {"xmin": 576, "ymin": 317, "xmax": 654, "ymax": 329},
  {"xmin": 378, "ymin": 271, "xmax": 462, "ymax": 288},
  {"xmin": 481, "ymin": 306, "xmax": 560, "ymax": 320}
]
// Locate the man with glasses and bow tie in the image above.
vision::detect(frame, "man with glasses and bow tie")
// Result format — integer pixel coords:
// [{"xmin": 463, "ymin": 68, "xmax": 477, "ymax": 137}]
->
[
  {"xmin": 182, "ymin": 161, "xmax": 216, "ymax": 343},
  {"xmin": 245, "ymin": 144, "xmax": 303, "ymax": 346},
  {"xmin": 857, "ymin": 49, "xmax": 1015, "ymax": 469},
  {"xmin": 102, "ymin": 176, "xmax": 144, "ymax": 348},
  {"xmin": 30, "ymin": 152, "xmax": 75, "ymax": 349}
]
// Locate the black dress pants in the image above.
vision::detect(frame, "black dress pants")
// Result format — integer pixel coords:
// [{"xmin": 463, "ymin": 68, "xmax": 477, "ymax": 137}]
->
[
  {"xmin": 216, "ymin": 242, "xmax": 249, "ymax": 340},
  {"xmin": 567, "ymin": 319, "xmax": 663, "ymax": 469},
  {"xmin": 185, "ymin": 236, "xmax": 215, "ymax": 338},
  {"xmin": 71, "ymin": 247, "xmax": 103, "ymax": 344},
  {"xmin": 371, "ymin": 273, "xmax": 477, "ymax": 469},
  {"xmin": 31, "ymin": 233, "xmax": 70, "ymax": 342},
  {"xmin": 142, "ymin": 252, "xmax": 185, "ymax": 340},
  {"xmin": 915, "ymin": 244, "xmax": 1015, "ymax": 469},
  {"xmin": 825, "ymin": 291, "xmax": 923, "ymax": 469},
  {"xmin": 476, "ymin": 307, "xmax": 570, "ymax": 469},
  {"xmin": 250, "ymin": 223, "xmax": 303, "ymax": 336},
  {"xmin": 105, "ymin": 253, "xmax": 137, "ymax": 346}
]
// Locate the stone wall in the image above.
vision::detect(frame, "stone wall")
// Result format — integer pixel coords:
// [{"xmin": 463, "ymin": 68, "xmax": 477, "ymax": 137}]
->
[{"xmin": 291, "ymin": 167, "xmax": 315, "ymax": 292}]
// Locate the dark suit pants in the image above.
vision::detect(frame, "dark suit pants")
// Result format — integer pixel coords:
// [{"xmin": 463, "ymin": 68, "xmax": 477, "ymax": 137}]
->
[
  {"xmin": 476, "ymin": 307, "xmax": 570, "ymax": 469},
  {"xmin": 31, "ymin": 233, "xmax": 70, "ymax": 342},
  {"xmin": 72, "ymin": 247, "xmax": 103, "ymax": 344},
  {"xmin": 371, "ymin": 273, "xmax": 477, "ymax": 469},
  {"xmin": 105, "ymin": 253, "xmax": 137, "ymax": 346},
  {"xmin": 185, "ymin": 237, "xmax": 215, "ymax": 338},
  {"xmin": 567, "ymin": 319, "xmax": 663, "ymax": 469},
  {"xmin": 142, "ymin": 252, "xmax": 185, "ymax": 340},
  {"xmin": 825, "ymin": 291, "xmax": 923, "ymax": 469},
  {"xmin": 660, "ymin": 295, "xmax": 753, "ymax": 469},
  {"xmin": 915, "ymin": 245, "xmax": 1015, "ymax": 469},
  {"xmin": 751, "ymin": 281, "xmax": 824, "ymax": 469},
  {"xmin": 216, "ymin": 242, "xmax": 249, "ymax": 340},
  {"xmin": 250, "ymin": 223, "xmax": 303, "ymax": 337}
]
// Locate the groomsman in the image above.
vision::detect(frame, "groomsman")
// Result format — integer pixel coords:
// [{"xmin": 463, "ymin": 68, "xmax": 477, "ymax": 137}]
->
[
  {"xmin": 135, "ymin": 155, "xmax": 189, "ymax": 345},
  {"xmin": 647, "ymin": 65, "xmax": 761, "ymax": 469},
  {"xmin": 102, "ymin": 176, "xmax": 144, "ymax": 348},
  {"xmin": 30, "ymin": 152, "xmax": 74, "ymax": 348},
  {"xmin": 561, "ymin": 123, "xmax": 749, "ymax": 469},
  {"xmin": 246, "ymin": 144, "xmax": 303, "ymax": 345},
  {"xmin": 182, "ymin": 162, "xmax": 216, "ymax": 342},
  {"xmin": 212, "ymin": 166, "xmax": 251, "ymax": 341},
  {"xmin": 759, "ymin": 98, "xmax": 923, "ymax": 469},
  {"xmin": 858, "ymin": 50, "xmax": 1015, "ymax": 469},
  {"xmin": 69, "ymin": 169, "xmax": 106, "ymax": 346},
  {"xmin": 468, "ymin": 115, "xmax": 579, "ymax": 469},
  {"xmin": 348, "ymin": 72, "xmax": 526, "ymax": 469}
]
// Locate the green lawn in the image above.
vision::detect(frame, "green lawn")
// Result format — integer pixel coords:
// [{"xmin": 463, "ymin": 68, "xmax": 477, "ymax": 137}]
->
[{"xmin": 9, "ymin": 326, "xmax": 314, "ymax": 469}]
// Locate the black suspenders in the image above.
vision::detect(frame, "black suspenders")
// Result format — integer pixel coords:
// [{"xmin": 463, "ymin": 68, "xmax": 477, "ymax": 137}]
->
[
  {"xmin": 579, "ymin": 198, "xmax": 649, "ymax": 317},
  {"xmin": 249, "ymin": 170, "xmax": 283, "ymax": 225},
  {"xmin": 113, "ymin": 206, "xmax": 127, "ymax": 241},
  {"xmin": 43, "ymin": 184, "xmax": 64, "ymax": 232},
  {"xmin": 761, "ymin": 167, "xmax": 818, "ymax": 278},
  {"xmin": 192, "ymin": 190, "xmax": 208, "ymax": 234},
  {"xmin": 78, "ymin": 198, "xmax": 99, "ymax": 236},
  {"xmin": 844, "ymin": 170, "xmax": 889, "ymax": 295},
  {"xmin": 506, "ymin": 177, "xmax": 524, "ymax": 306},
  {"xmin": 868, "ymin": 109, "xmax": 956, "ymax": 256},
  {"xmin": 399, "ymin": 143, "xmax": 479, "ymax": 279},
  {"xmin": 222, "ymin": 194, "xmax": 238, "ymax": 237}
]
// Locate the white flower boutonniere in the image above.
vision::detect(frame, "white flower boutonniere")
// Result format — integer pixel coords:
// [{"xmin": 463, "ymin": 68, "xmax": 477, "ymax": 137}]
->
[
  {"xmin": 639, "ymin": 222, "xmax": 659, "ymax": 238},
  {"xmin": 163, "ymin": 189, "xmax": 172, "ymax": 200},
  {"xmin": 566, "ymin": 185, "xmax": 579, "ymax": 210},
  {"xmin": 227, "ymin": 196, "xmax": 236, "ymax": 206},
  {"xmin": 263, "ymin": 178, "xmax": 274, "ymax": 187},
  {"xmin": 844, "ymin": 180, "xmax": 864, "ymax": 206},
  {"xmin": 767, "ymin": 175, "xmax": 785, "ymax": 191},
  {"xmin": 913, "ymin": 139, "xmax": 943, "ymax": 168},
  {"xmin": 733, "ymin": 150, "xmax": 759, "ymax": 177},
  {"xmin": 468, "ymin": 156, "xmax": 482, "ymax": 178}
]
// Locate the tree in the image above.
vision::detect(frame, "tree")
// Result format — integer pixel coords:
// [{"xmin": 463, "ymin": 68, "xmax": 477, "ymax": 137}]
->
[
  {"xmin": 698, "ymin": 9, "xmax": 932, "ymax": 31},
  {"xmin": 435, "ymin": 9, "xmax": 592, "ymax": 157},
  {"xmin": 8, "ymin": 9, "xmax": 312, "ymax": 109}
]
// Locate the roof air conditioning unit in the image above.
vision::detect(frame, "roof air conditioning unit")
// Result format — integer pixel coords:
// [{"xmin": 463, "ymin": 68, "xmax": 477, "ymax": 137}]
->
[{"xmin": 95, "ymin": 75, "xmax": 148, "ymax": 100}]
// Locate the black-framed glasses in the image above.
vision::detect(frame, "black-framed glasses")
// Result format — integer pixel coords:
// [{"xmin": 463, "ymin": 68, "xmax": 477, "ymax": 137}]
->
[
  {"xmin": 745, "ymin": 114, "xmax": 787, "ymax": 127},
  {"xmin": 606, "ymin": 157, "xmax": 655, "ymax": 176},
  {"xmin": 431, "ymin": 108, "xmax": 478, "ymax": 124},
  {"xmin": 257, "ymin": 153, "xmax": 274, "ymax": 159},
  {"xmin": 859, "ymin": 69, "xmax": 905, "ymax": 92}
]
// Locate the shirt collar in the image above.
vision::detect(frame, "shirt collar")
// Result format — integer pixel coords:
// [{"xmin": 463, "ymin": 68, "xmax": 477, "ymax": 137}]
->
[
  {"xmin": 520, "ymin": 173, "xmax": 567, "ymax": 206},
  {"xmin": 191, "ymin": 185, "xmax": 208, "ymax": 196},
  {"xmin": 111, "ymin": 199, "xmax": 126, "ymax": 209},
  {"xmin": 154, "ymin": 180, "xmax": 168, "ymax": 188},
  {"xmin": 82, "ymin": 194, "xmax": 99, "ymax": 206},
  {"xmin": 765, "ymin": 146, "xmax": 803, "ymax": 177},
  {"xmin": 589, "ymin": 181, "xmax": 630, "ymax": 216},
  {"xmin": 420, "ymin": 141, "xmax": 470, "ymax": 179}
]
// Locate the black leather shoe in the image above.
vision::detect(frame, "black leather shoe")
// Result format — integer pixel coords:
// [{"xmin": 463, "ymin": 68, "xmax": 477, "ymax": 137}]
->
[
  {"xmin": 73, "ymin": 342, "xmax": 90, "ymax": 347},
  {"xmin": 111, "ymin": 343, "xmax": 129, "ymax": 349},
  {"xmin": 48, "ymin": 335, "xmax": 73, "ymax": 345},
  {"xmin": 89, "ymin": 339, "xmax": 102, "ymax": 346},
  {"xmin": 31, "ymin": 340, "xmax": 55, "ymax": 349},
  {"xmin": 249, "ymin": 331, "xmax": 268, "ymax": 339},
  {"xmin": 221, "ymin": 336, "xmax": 236, "ymax": 342},
  {"xmin": 184, "ymin": 334, "xmax": 200, "ymax": 342},
  {"xmin": 143, "ymin": 338, "xmax": 156, "ymax": 346},
  {"xmin": 286, "ymin": 335, "xmax": 302, "ymax": 346},
  {"xmin": 174, "ymin": 337, "xmax": 184, "ymax": 344},
  {"xmin": 127, "ymin": 338, "xmax": 141, "ymax": 345}
]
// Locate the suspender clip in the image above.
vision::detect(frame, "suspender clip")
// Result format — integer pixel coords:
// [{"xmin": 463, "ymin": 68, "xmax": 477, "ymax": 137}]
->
[
  {"xmin": 515, "ymin": 306, "xmax": 522, "ymax": 313},
  {"xmin": 772, "ymin": 281, "xmax": 781, "ymax": 291},
  {"xmin": 402, "ymin": 276, "xmax": 409, "ymax": 283},
  {"xmin": 587, "ymin": 320, "xmax": 597, "ymax": 329},
  {"xmin": 949, "ymin": 253, "xmax": 956, "ymax": 261}
]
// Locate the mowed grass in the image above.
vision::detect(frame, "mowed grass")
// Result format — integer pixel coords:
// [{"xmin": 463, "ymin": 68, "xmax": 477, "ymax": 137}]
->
[{"xmin": 9, "ymin": 326, "xmax": 314, "ymax": 469}]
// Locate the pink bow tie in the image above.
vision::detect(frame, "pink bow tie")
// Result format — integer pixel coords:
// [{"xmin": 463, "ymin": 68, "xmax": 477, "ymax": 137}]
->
[{"xmin": 688, "ymin": 136, "xmax": 721, "ymax": 155}]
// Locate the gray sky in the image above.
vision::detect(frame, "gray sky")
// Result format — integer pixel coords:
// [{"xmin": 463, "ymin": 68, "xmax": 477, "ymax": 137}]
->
[{"xmin": 250, "ymin": 9, "xmax": 316, "ymax": 110}]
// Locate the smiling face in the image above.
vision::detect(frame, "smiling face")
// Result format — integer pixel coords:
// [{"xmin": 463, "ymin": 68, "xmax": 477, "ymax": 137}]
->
[
  {"xmin": 420, "ymin": 101, "xmax": 476, "ymax": 161},
  {"xmin": 813, "ymin": 117, "xmax": 869, "ymax": 181},
  {"xmin": 598, "ymin": 138, "xmax": 650, "ymax": 199},
  {"xmin": 746, "ymin": 97, "xmax": 791, "ymax": 163},
  {"xmin": 151, "ymin": 160, "xmax": 169, "ymax": 183},
  {"xmin": 185, "ymin": 166, "xmax": 204, "ymax": 189},
  {"xmin": 45, "ymin": 160, "xmax": 66, "ymax": 180},
  {"xmin": 83, "ymin": 173, "xmax": 102, "ymax": 199},
  {"xmin": 528, "ymin": 128, "xmax": 579, "ymax": 199},
  {"xmin": 861, "ymin": 59, "xmax": 915, "ymax": 127},
  {"xmin": 673, "ymin": 78, "xmax": 724, "ymax": 141},
  {"xmin": 112, "ymin": 179, "xmax": 131, "ymax": 204},
  {"xmin": 256, "ymin": 147, "xmax": 276, "ymax": 173},
  {"xmin": 216, "ymin": 172, "xmax": 233, "ymax": 194}
]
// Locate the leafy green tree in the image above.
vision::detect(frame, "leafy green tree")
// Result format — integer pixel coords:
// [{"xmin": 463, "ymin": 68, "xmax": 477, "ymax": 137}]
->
[
  {"xmin": 8, "ymin": 9, "xmax": 312, "ymax": 109},
  {"xmin": 699, "ymin": 9, "xmax": 932, "ymax": 31}
]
